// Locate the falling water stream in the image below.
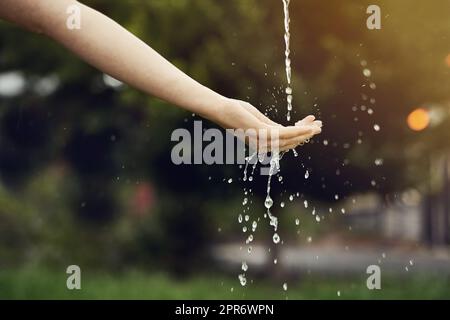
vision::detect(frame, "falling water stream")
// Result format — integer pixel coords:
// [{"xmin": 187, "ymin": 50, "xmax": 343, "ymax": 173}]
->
[
  {"xmin": 231, "ymin": 1, "xmax": 398, "ymax": 294},
  {"xmin": 282, "ymin": 0, "xmax": 293, "ymax": 122},
  {"xmin": 264, "ymin": 152, "xmax": 281, "ymax": 243},
  {"xmin": 237, "ymin": 0, "xmax": 293, "ymax": 291},
  {"xmin": 260, "ymin": 0, "xmax": 295, "ymax": 246}
]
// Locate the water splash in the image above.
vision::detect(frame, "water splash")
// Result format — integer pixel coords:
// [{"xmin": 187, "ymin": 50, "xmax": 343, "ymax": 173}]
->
[
  {"xmin": 243, "ymin": 153, "xmax": 257, "ymax": 181},
  {"xmin": 265, "ymin": 152, "xmax": 281, "ymax": 235}
]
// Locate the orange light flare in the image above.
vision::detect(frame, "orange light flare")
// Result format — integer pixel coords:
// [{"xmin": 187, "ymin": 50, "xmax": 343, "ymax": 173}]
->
[
  {"xmin": 446, "ymin": 54, "xmax": 450, "ymax": 68},
  {"xmin": 407, "ymin": 108, "xmax": 430, "ymax": 132}
]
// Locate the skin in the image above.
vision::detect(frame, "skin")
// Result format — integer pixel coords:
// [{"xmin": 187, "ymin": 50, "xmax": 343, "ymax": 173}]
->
[{"xmin": 0, "ymin": 0, "xmax": 322, "ymax": 152}]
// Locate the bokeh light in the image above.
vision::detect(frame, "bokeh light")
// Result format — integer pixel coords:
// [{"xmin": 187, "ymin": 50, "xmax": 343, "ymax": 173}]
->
[
  {"xmin": 407, "ymin": 108, "xmax": 430, "ymax": 131},
  {"xmin": 446, "ymin": 54, "xmax": 450, "ymax": 67}
]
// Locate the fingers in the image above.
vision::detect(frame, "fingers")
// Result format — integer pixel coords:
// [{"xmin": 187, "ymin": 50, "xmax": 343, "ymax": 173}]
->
[
  {"xmin": 278, "ymin": 132, "xmax": 314, "ymax": 151},
  {"xmin": 233, "ymin": 105, "xmax": 323, "ymax": 153},
  {"xmin": 277, "ymin": 119, "xmax": 322, "ymax": 151},
  {"xmin": 276, "ymin": 125, "xmax": 314, "ymax": 139},
  {"xmin": 295, "ymin": 115, "xmax": 315, "ymax": 126},
  {"xmin": 274, "ymin": 114, "xmax": 322, "ymax": 139},
  {"xmin": 313, "ymin": 120, "xmax": 322, "ymax": 128},
  {"xmin": 261, "ymin": 125, "xmax": 320, "ymax": 152}
]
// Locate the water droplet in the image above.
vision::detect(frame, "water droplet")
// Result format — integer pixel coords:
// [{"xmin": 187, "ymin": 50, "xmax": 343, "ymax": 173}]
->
[
  {"xmin": 238, "ymin": 274, "xmax": 247, "ymax": 286},
  {"xmin": 252, "ymin": 221, "xmax": 257, "ymax": 232},
  {"xmin": 337, "ymin": 290, "xmax": 341, "ymax": 297},
  {"xmin": 242, "ymin": 198, "xmax": 248, "ymax": 206},
  {"xmin": 242, "ymin": 226, "xmax": 247, "ymax": 233},
  {"xmin": 341, "ymin": 208, "xmax": 346, "ymax": 214},
  {"xmin": 334, "ymin": 194, "xmax": 339, "ymax": 200},
  {"xmin": 265, "ymin": 195, "xmax": 273, "ymax": 209},
  {"xmin": 289, "ymin": 195, "xmax": 294, "ymax": 201},
  {"xmin": 245, "ymin": 215, "xmax": 249, "ymax": 222},
  {"xmin": 280, "ymin": 202, "xmax": 285, "ymax": 208},
  {"xmin": 274, "ymin": 259, "xmax": 278, "ymax": 264},
  {"xmin": 273, "ymin": 233, "xmax": 281, "ymax": 244},
  {"xmin": 295, "ymin": 218, "xmax": 300, "ymax": 226},
  {"xmin": 369, "ymin": 83, "xmax": 376, "ymax": 90},
  {"xmin": 363, "ymin": 69, "xmax": 372, "ymax": 77},
  {"xmin": 305, "ymin": 170, "xmax": 309, "ymax": 179},
  {"xmin": 373, "ymin": 124, "xmax": 380, "ymax": 131},
  {"xmin": 285, "ymin": 87, "xmax": 292, "ymax": 95},
  {"xmin": 248, "ymin": 246, "xmax": 252, "ymax": 253},
  {"xmin": 228, "ymin": 178, "xmax": 233, "ymax": 184},
  {"xmin": 375, "ymin": 158, "xmax": 384, "ymax": 166},
  {"xmin": 307, "ymin": 236, "xmax": 312, "ymax": 243},
  {"xmin": 242, "ymin": 261, "xmax": 248, "ymax": 272},
  {"xmin": 323, "ymin": 140, "xmax": 329, "ymax": 146},
  {"xmin": 409, "ymin": 260, "xmax": 414, "ymax": 266},
  {"xmin": 304, "ymin": 200, "xmax": 308, "ymax": 208},
  {"xmin": 283, "ymin": 283, "xmax": 288, "ymax": 291},
  {"xmin": 315, "ymin": 215, "xmax": 321, "ymax": 222},
  {"xmin": 238, "ymin": 214, "xmax": 243, "ymax": 223}
]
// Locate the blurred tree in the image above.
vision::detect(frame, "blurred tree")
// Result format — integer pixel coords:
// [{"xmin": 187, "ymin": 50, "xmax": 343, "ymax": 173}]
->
[{"xmin": 0, "ymin": 0, "xmax": 449, "ymax": 269}]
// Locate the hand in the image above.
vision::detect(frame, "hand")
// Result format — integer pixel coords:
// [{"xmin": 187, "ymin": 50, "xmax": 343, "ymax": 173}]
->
[{"xmin": 219, "ymin": 99, "xmax": 322, "ymax": 153}]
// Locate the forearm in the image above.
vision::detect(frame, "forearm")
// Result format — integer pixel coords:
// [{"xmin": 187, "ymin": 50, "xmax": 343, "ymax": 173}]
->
[
  {"xmin": 0, "ymin": 0, "xmax": 229, "ymax": 124},
  {"xmin": 1, "ymin": 1, "xmax": 323, "ymax": 151}
]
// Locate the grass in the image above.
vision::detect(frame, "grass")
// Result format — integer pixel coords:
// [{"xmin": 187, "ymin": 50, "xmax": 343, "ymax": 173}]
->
[{"xmin": 0, "ymin": 267, "xmax": 449, "ymax": 299}]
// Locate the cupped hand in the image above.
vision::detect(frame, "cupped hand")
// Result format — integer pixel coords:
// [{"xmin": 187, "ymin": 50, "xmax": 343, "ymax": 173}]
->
[{"xmin": 224, "ymin": 99, "xmax": 322, "ymax": 153}]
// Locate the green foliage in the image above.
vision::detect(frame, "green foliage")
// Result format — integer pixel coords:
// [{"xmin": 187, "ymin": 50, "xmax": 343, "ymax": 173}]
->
[
  {"xmin": 1, "ymin": 267, "xmax": 449, "ymax": 299},
  {"xmin": 0, "ymin": 0, "xmax": 449, "ymax": 271}
]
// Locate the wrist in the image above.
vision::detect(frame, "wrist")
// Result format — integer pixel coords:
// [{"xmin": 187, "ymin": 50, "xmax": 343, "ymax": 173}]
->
[{"xmin": 206, "ymin": 96, "xmax": 234, "ymax": 128}]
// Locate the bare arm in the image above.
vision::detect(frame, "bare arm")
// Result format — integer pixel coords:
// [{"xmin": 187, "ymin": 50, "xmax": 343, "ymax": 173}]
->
[{"xmin": 0, "ymin": 0, "xmax": 322, "ymax": 150}]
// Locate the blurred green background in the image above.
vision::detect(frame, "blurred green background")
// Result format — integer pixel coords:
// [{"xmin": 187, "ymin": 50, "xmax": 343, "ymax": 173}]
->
[{"xmin": 0, "ymin": 0, "xmax": 450, "ymax": 299}]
